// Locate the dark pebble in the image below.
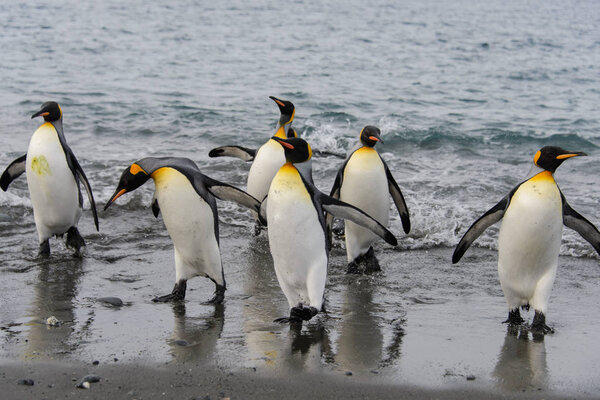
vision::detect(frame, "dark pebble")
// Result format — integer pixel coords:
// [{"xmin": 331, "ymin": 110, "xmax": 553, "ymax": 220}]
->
[
  {"xmin": 173, "ymin": 339, "xmax": 188, "ymax": 347},
  {"xmin": 345, "ymin": 371, "xmax": 353, "ymax": 376},
  {"xmin": 98, "ymin": 297, "xmax": 123, "ymax": 307},
  {"xmin": 370, "ymin": 370, "xmax": 379, "ymax": 374},
  {"xmin": 82, "ymin": 375, "xmax": 101, "ymax": 383},
  {"xmin": 17, "ymin": 379, "xmax": 34, "ymax": 386},
  {"xmin": 466, "ymin": 374, "xmax": 476, "ymax": 381},
  {"xmin": 92, "ymin": 360, "xmax": 99, "ymax": 365}
]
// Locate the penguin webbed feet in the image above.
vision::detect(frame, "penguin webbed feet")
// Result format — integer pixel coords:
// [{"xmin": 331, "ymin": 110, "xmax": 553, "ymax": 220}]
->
[
  {"xmin": 503, "ymin": 308, "xmax": 525, "ymax": 326},
  {"xmin": 65, "ymin": 227, "xmax": 86, "ymax": 257},
  {"xmin": 153, "ymin": 280, "xmax": 187, "ymax": 303},
  {"xmin": 346, "ymin": 247, "xmax": 380, "ymax": 274},
  {"xmin": 204, "ymin": 284, "xmax": 226, "ymax": 305},
  {"xmin": 274, "ymin": 304, "xmax": 319, "ymax": 324},
  {"xmin": 38, "ymin": 240, "xmax": 50, "ymax": 258},
  {"xmin": 531, "ymin": 310, "xmax": 554, "ymax": 335}
]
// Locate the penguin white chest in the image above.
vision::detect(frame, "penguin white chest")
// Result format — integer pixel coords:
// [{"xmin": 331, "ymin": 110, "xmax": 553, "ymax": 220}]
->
[
  {"xmin": 497, "ymin": 172, "xmax": 563, "ymax": 306},
  {"xmin": 152, "ymin": 168, "xmax": 221, "ymax": 282},
  {"xmin": 267, "ymin": 164, "xmax": 327, "ymax": 308},
  {"xmin": 340, "ymin": 147, "xmax": 389, "ymax": 261},
  {"xmin": 26, "ymin": 123, "xmax": 80, "ymax": 238},
  {"xmin": 247, "ymin": 139, "xmax": 286, "ymax": 202}
]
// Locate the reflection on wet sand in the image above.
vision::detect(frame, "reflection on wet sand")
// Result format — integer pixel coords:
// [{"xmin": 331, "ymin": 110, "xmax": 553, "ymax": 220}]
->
[
  {"xmin": 168, "ymin": 303, "xmax": 225, "ymax": 363},
  {"xmin": 242, "ymin": 237, "xmax": 334, "ymax": 372},
  {"xmin": 335, "ymin": 276, "xmax": 404, "ymax": 372},
  {"xmin": 23, "ymin": 257, "xmax": 84, "ymax": 360},
  {"xmin": 493, "ymin": 326, "xmax": 548, "ymax": 391}
]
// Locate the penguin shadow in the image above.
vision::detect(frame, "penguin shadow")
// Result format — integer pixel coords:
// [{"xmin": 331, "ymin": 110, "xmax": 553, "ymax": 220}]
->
[
  {"xmin": 492, "ymin": 325, "xmax": 549, "ymax": 392},
  {"xmin": 167, "ymin": 302, "xmax": 225, "ymax": 363},
  {"xmin": 333, "ymin": 275, "xmax": 404, "ymax": 372},
  {"xmin": 24, "ymin": 256, "xmax": 84, "ymax": 359}
]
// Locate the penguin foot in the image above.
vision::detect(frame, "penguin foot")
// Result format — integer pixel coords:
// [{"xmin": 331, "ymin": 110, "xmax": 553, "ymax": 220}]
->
[
  {"xmin": 153, "ymin": 280, "xmax": 187, "ymax": 303},
  {"xmin": 347, "ymin": 247, "xmax": 380, "ymax": 274},
  {"xmin": 531, "ymin": 311, "xmax": 554, "ymax": 335},
  {"xmin": 290, "ymin": 304, "xmax": 319, "ymax": 321},
  {"xmin": 66, "ymin": 227, "xmax": 86, "ymax": 257},
  {"xmin": 205, "ymin": 284, "xmax": 226, "ymax": 304},
  {"xmin": 503, "ymin": 308, "xmax": 524, "ymax": 325},
  {"xmin": 346, "ymin": 261, "xmax": 361, "ymax": 274},
  {"xmin": 38, "ymin": 240, "xmax": 50, "ymax": 258},
  {"xmin": 364, "ymin": 247, "xmax": 381, "ymax": 274}
]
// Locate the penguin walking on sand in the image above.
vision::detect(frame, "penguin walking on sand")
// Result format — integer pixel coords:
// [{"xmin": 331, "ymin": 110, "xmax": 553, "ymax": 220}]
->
[
  {"xmin": 259, "ymin": 137, "xmax": 397, "ymax": 323},
  {"xmin": 453, "ymin": 146, "xmax": 600, "ymax": 334},
  {"xmin": 0, "ymin": 101, "xmax": 99, "ymax": 257},
  {"xmin": 329, "ymin": 126, "xmax": 410, "ymax": 273},
  {"xmin": 104, "ymin": 157, "xmax": 260, "ymax": 304}
]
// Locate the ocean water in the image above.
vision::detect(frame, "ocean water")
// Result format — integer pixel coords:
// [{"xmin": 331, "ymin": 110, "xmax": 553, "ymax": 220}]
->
[
  {"xmin": 1, "ymin": 0, "xmax": 599, "ymax": 258},
  {"xmin": 1, "ymin": 1, "xmax": 600, "ymax": 395}
]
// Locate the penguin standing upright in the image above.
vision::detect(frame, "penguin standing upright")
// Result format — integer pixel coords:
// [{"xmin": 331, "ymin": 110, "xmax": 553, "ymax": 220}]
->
[
  {"xmin": 0, "ymin": 101, "xmax": 99, "ymax": 256},
  {"xmin": 329, "ymin": 126, "xmax": 410, "ymax": 273},
  {"xmin": 104, "ymin": 157, "xmax": 260, "ymax": 304},
  {"xmin": 453, "ymin": 146, "xmax": 600, "ymax": 334},
  {"xmin": 209, "ymin": 96, "xmax": 296, "ymax": 197},
  {"xmin": 260, "ymin": 137, "xmax": 397, "ymax": 323}
]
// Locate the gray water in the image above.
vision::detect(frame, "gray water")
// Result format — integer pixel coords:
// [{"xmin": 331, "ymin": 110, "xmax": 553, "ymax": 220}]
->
[{"xmin": 1, "ymin": 0, "xmax": 600, "ymax": 396}]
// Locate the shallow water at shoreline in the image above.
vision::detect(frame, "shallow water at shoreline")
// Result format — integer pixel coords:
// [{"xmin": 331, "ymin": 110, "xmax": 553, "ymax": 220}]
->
[{"xmin": 1, "ymin": 225, "xmax": 599, "ymax": 397}]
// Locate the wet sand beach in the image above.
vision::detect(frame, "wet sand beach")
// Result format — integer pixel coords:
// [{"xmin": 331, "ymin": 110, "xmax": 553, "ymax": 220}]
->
[{"xmin": 1, "ymin": 220, "xmax": 599, "ymax": 399}]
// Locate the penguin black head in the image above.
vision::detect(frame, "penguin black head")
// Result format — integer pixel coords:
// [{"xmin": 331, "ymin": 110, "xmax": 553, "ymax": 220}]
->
[
  {"xmin": 269, "ymin": 96, "xmax": 295, "ymax": 126},
  {"xmin": 533, "ymin": 146, "xmax": 587, "ymax": 173},
  {"xmin": 104, "ymin": 163, "xmax": 151, "ymax": 211},
  {"xmin": 272, "ymin": 137, "xmax": 312, "ymax": 164},
  {"xmin": 32, "ymin": 101, "xmax": 62, "ymax": 122},
  {"xmin": 359, "ymin": 126, "xmax": 383, "ymax": 147}
]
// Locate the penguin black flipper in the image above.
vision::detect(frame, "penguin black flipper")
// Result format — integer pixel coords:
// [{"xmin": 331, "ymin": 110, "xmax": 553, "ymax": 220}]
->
[
  {"xmin": 382, "ymin": 158, "xmax": 411, "ymax": 234},
  {"xmin": 258, "ymin": 196, "xmax": 268, "ymax": 226},
  {"xmin": 560, "ymin": 191, "xmax": 600, "ymax": 255},
  {"xmin": 452, "ymin": 185, "xmax": 522, "ymax": 264},
  {"xmin": 208, "ymin": 146, "xmax": 256, "ymax": 162},
  {"xmin": 201, "ymin": 175, "xmax": 261, "ymax": 213},
  {"xmin": 69, "ymin": 152, "xmax": 99, "ymax": 231},
  {"xmin": 319, "ymin": 193, "xmax": 397, "ymax": 246},
  {"xmin": 151, "ymin": 196, "xmax": 160, "ymax": 218},
  {"xmin": 1, "ymin": 154, "xmax": 27, "ymax": 191}
]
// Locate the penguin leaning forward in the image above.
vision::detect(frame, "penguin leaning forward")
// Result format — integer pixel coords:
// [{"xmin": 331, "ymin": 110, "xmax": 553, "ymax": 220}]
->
[
  {"xmin": 1, "ymin": 101, "xmax": 99, "ymax": 257},
  {"xmin": 329, "ymin": 126, "xmax": 410, "ymax": 273},
  {"xmin": 452, "ymin": 146, "xmax": 600, "ymax": 334},
  {"xmin": 259, "ymin": 137, "xmax": 397, "ymax": 323},
  {"xmin": 104, "ymin": 157, "xmax": 261, "ymax": 304}
]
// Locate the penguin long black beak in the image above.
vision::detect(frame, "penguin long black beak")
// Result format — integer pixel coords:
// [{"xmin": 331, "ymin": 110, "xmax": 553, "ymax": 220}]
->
[
  {"xmin": 272, "ymin": 136, "xmax": 294, "ymax": 150},
  {"xmin": 31, "ymin": 110, "xmax": 49, "ymax": 119},
  {"xmin": 557, "ymin": 152, "xmax": 587, "ymax": 160},
  {"xmin": 104, "ymin": 188, "xmax": 127, "ymax": 211},
  {"xmin": 369, "ymin": 135, "xmax": 384, "ymax": 144},
  {"xmin": 269, "ymin": 96, "xmax": 286, "ymax": 108}
]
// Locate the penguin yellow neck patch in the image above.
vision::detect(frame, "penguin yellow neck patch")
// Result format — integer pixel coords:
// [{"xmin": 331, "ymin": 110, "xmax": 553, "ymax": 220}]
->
[
  {"xmin": 530, "ymin": 170, "xmax": 555, "ymax": 183},
  {"xmin": 274, "ymin": 126, "xmax": 287, "ymax": 139},
  {"xmin": 30, "ymin": 155, "xmax": 52, "ymax": 176}
]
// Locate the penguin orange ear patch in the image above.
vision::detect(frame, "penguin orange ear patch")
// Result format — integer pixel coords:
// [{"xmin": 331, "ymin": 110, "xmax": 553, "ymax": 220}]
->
[
  {"xmin": 130, "ymin": 164, "xmax": 147, "ymax": 175},
  {"xmin": 533, "ymin": 150, "xmax": 541, "ymax": 166}
]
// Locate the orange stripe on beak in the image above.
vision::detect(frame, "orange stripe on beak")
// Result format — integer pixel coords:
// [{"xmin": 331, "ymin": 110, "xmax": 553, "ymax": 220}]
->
[
  {"xmin": 369, "ymin": 136, "xmax": 380, "ymax": 142},
  {"xmin": 556, "ymin": 153, "xmax": 581, "ymax": 160}
]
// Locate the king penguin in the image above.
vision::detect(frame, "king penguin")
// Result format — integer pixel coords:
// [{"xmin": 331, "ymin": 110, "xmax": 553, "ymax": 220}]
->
[
  {"xmin": 260, "ymin": 137, "xmax": 397, "ymax": 323},
  {"xmin": 104, "ymin": 157, "xmax": 261, "ymax": 304},
  {"xmin": 452, "ymin": 146, "xmax": 600, "ymax": 334},
  {"xmin": 0, "ymin": 101, "xmax": 99, "ymax": 256},
  {"xmin": 209, "ymin": 96, "xmax": 296, "ymax": 204},
  {"xmin": 329, "ymin": 126, "xmax": 410, "ymax": 273}
]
